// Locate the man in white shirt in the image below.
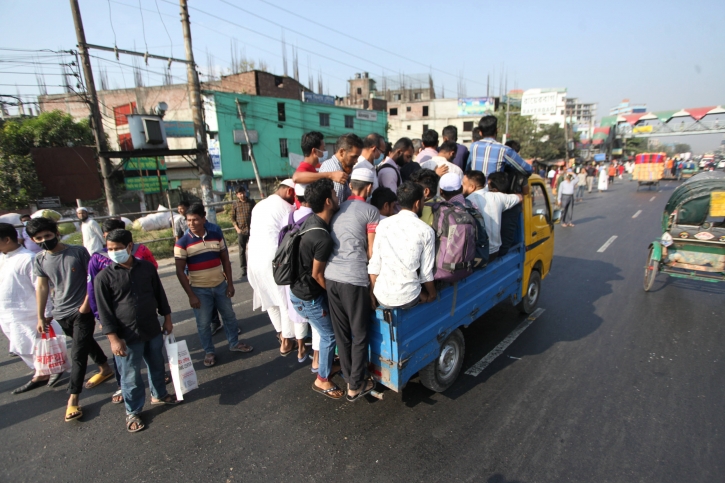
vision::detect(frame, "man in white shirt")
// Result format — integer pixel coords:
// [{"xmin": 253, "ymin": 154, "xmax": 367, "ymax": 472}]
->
[
  {"xmin": 18, "ymin": 214, "xmax": 43, "ymax": 255},
  {"xmin": 368, "ymin": 181, "xmax": 437, "ymax": 309},
  {"xmin": 557, "ymin": 173, "xmax": 577, "ymax": 227},
  {"xmin": 419, "ymin": 141, "xmax": 464, "ymax": 190},
  {"xmin": 353, "ymin": 133, "xmax": 385, "ymax": 195},
  {"xmin": 247, "ymin": 179, "xmax": 296, "ymax": 355},
  {"xmin": 77, "ymin": 207, "xmax": 104, "ymax": 254},
  {"xmin": 463, "ymin": 170, "xmax": 522, "ymax": 261}
]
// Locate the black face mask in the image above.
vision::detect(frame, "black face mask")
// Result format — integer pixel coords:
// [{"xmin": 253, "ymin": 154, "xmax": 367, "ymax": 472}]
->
[{"xmin": 38, "ymin": 236, "xmax": 59, "ymax": 251}]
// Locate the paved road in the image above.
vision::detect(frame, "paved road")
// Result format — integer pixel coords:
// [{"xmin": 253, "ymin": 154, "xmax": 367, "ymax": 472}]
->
[{"xmin": 1, "ymin": 178, "xmax": 723, "ymax": 482}]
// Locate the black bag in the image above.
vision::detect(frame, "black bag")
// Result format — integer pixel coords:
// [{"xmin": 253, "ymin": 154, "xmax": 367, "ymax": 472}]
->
[{"xmin": 272, "ymin": 226, "xmax": 326, "ymax": 286}]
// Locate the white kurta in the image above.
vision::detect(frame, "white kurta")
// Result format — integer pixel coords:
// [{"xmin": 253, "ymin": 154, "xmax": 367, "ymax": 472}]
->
[
  {"xmin": 81, "ymin": 218, "xmax": 105, "ymax": 254},
  {"xmin": 0, "ymin": 247, "xmax": 56, "ymax": 369},
  {"xmin": 247, "ymin": 194, "xmax": 294, "ymax": 311},
  {"xmin": 598, "ymin": 168, "xmax": 609, "ymax": 191}
]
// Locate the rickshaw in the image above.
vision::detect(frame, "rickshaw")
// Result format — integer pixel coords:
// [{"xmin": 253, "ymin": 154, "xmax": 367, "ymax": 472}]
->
[
  {"xmin": 633, "ymin": 153, "xmax": 664, "ymax": 191},
  {"xmin": 644, "ymin": 171, "xmax": 725, "ymax": 291}
]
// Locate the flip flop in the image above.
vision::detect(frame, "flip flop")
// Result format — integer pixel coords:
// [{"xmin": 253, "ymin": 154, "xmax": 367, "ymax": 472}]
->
[
  {"xmin": 65, "ymin": 405, "xmax": 83, "ymax": 422},
  {"xmin": 298, "ymin": 352, "xmax": 311, "ymax": 363},
  {"xmin": 311, "ymin": 382, "xmax": 344, "ymax": 400},
  {"xmin": 126, "ymin": 414, "xmax": 145, "ymax": 433},
  {"xmin": 230, "ymin": 342, "xmax": 254, "ymax": 353},
  {"xmin": 204, "ymin": 353, "xmax": 217, "ymax": 367},
  {"xmin": 346, "ymin": 377, "xmax": 375, "ymax": 403},
  {"xmin": 84, "ymin": 371, "xmax": 113, "ymax": 389},
  {"xmin": 111, "ymin": 389, "xmax": 124, "ymax": 404},
  {"xmin": 279, "ymin": 341, "xmax": 298, "ymax": 357},
  {"xmin": 151, "ymin": 394, "xmax": 180, "ymax": 406}
]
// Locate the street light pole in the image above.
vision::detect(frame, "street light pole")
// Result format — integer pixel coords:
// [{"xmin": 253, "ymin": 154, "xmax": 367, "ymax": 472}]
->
[
  {"xmin": 179, "ymin": 0, "xmax": 216, "ymax": 223},
  {"xmin": 69, "ymin": 0, "xmax": 121, "ymax": 215}
]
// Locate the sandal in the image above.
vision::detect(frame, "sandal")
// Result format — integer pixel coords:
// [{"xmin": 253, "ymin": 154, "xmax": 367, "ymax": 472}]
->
[
  {"xmin": 11, "ymin": 378, "xmax": 47, "ymax": 394},
  {"xmin": 151, "ymin": 394, "xmax": 180, "ymax": 406},
  {"xmin": 126, "ymin": 414, "xmax": 145, "ymax": 433},
  {"xmin": 230, "ymin": 342, "xmax": 254, "ymax": 353},
  {"xmin": 280, "ymin": 340, "xmax": 298, "ymax": 357},
  {"xmin": 111, "ymin": 389, "xmax": 124, "ymax": 404},
  {"xmin": 311, "ymin": 382, "xmax": 344, "ymax": 400},
  {"xmin": 65, "ymin": 405, "xmax": 83, "ymax": 422},
  {"xmin": 346, "ymin": 377, "xmax": 375, "ymax": 402},
  {"xmin": 84, "ymin": 371, "xmax": 113, "ymax": 389},
  {"xmin": 204, "ymin": 353, "xmax": 217, "ymax": 367}
]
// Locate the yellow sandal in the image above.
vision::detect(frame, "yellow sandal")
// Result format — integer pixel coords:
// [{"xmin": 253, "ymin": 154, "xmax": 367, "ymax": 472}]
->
[
  {"xmin": 84, "ymin": 372, "xmax": 113, "ymax": 389},
  {"xmin": 65, "ymin": 405, "xmax": 83, "ymax": 422}
]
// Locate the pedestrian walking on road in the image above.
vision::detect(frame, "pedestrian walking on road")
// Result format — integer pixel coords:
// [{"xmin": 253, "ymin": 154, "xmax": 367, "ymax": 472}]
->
[
  {"xmin": 77, "ymin": 207, "xmax": 105, "ymax": 255},
  {"xmin": 585, "ymin": 164, "xmax": 596, "ymax": 193},
  {"xmin": 28, "ymin": 217, "xmax": 114, "ymax": 422},
  {"xmin": 174, "ymin": 204, "xmax": 253, "ymax": 368},
  {"xmin": 558, "ymin": 174, "xmax": 577, "ymax": 227},
  {"xmin": 230, "ymin": 187, "xmax": 255, "ymax": 279},
  {"xmin": 0, "ymin": 223, "xmax": 63, "ymax": 394},
  {"xmin": 576, "ymin": 170, "xmax": 587, "ymax": 201},
  {"xmin": 95, "ymin": 229, "xmax": 179, "ymax": 433}
]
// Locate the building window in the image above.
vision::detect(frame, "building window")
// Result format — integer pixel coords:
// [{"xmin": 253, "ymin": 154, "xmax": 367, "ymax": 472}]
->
[
  {"xmin": 414, "ymin": 92, "xmax": 421, "ymax": 100},
  {"xmin": 406, "ymin": 106, "xmax": 411, "ymax": 112},
  {"xmin": 319, "ymin": 113, "xmax": 330, "ymax": 127},
  {"xmin": 277, "ymin": 102, "xmax": 286, "ymax": 122},
  {"xmin": 344, "ymin": 115, "xmax": 354, "ymax": 129},
  {"xmin": 356, "ymin": 87, "xmax": 362, "ymax": 95},
  {"xmin": 423, "ymin": 124, "xmax": 429, "ymax": 133},
  {"xmin": 389, "ymin": 108, "xmax": 398, "ymax": 116},
  {"xmin": 394, "ymin": 93, "xmax": 401, "ymax": 101},
  {"xmin": 279, "ymin": 138, "xmax": 288, "ymax": 158},
  {"xmin": 561, "ymin": 110, "xmax": 564, "ymax": 115},
  {"xmin": 422, "ymin": 106, "xmax": 429, "ymax": 117},
  {"xmin": 463, "ymin": 121, "xmax": 474, "ymax": 132},
  {"xmin": 241, "ymin": 145, "xmax": 251, "ymax": 162},
  {"xmin": 407, "ymin": 125, "xmax": 411, "ymax": 130}
]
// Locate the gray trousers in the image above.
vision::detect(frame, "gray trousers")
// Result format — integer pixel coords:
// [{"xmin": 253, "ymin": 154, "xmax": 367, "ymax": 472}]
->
[{"xmin": 561, "ymin": 194, "xmax": 574, "ymax": 224}]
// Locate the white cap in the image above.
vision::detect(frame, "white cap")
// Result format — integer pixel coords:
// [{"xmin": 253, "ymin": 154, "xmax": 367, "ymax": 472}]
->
[
  {"xmin": 76, "ymin": 207, "xmax": 88, "ymax": 212},
  {"xmin": 294, "ymin": 183, "xmax": 307, "ymax": 197},
  {"xmin": 279, "ymin": 179, "xmax": 295, "ymax": 189},
  {"xmin": 351, "ymin": 168, "xmax": 376, "ymax": 183},
  {"xmin": 439, "ymin": 173, "xmax": 462, "ymax": 191}
]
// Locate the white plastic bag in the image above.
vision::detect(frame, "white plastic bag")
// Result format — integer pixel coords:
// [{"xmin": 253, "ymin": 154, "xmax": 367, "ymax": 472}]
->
[
  {"xmin": 165, "ymin": 334, "xmax": 198, "ymax": 400},
  {"xmin": 133, "ymin": 205, "xmax": 172, "ymax": 231},
  {"xmin": 33, "ymin": 325, "xmax": 71, "ymax": 376}
]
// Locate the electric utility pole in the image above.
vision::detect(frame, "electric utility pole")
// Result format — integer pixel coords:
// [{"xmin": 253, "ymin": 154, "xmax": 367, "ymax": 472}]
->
[
  {"xmin": 179, "ymin": 0, "xmax": 216, "ymax": 223},
  {"xmin": 69, "ymin": 0, "xmax": 121, "ymax": 215},
  {"xmin": 236, "ymin": 99, "xmax": 265, "ymax": 198}
]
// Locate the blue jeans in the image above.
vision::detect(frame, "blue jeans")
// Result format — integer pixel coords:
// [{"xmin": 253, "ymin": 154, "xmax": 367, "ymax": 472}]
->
[
  {"xmin": 116, "ymin": 333, "xmax": 168, "ymax": 415},
  {"xmin": 290, "ymin": 293, "xmax": 336, "ymax": 380},
  {"xmin": 191, "ymin": 280, "xmax": 239, "ymax": 354}
]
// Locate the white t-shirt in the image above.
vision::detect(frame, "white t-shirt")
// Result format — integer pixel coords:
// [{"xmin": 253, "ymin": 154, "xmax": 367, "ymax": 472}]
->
[
  {"xmin": 420, "ymin": 156, "xmax": 464, "ymax": 193},
  {"xmin": 547, "ymin": 169, "xmax": 556, "ymax": 179},
  {"xmin": 466, "ymin": 189, "xmax": 521, "ymax": 254}
]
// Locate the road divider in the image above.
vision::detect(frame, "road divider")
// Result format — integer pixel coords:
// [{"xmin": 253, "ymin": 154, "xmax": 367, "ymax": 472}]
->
[
  {"xmin": 632, "ymin": 210, "xmax": 642, "ymax": 218},
  {"xmin": 597, "ymin": 235, "xmax": 618, "ymax": 253},
  {"xmin": 465, "ymin": 308, "xmax": 545, "ymax": 377},
  {"xmin": 649, "ymin": 196, "xmax": 656, "ymax": 202}
]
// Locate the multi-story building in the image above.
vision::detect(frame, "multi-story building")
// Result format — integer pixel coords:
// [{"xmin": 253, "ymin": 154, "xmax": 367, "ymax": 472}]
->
[
  {"xmin": 521, "ymin": 88, "xmax": 568, "ymax": 126},
  {"xmin": 206, "ymin": 90, "xmax": 387, "ymax": 196},
  {"xmin": 609, "ymin": 99, "xmax": 647, "ymax": 116},
  {"xmin": 335, "ymin": 72, "xmax": 387, "ymax": 112},
  {"xmin": 565, "ymin": 98, "xmax": 597, "ymax": 140}
]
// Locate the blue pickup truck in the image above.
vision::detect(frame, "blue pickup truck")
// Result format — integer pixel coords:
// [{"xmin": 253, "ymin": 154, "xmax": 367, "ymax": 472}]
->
[{"xmin": 369, "ymin": 175, "xmax": 558, "ymax": 392}]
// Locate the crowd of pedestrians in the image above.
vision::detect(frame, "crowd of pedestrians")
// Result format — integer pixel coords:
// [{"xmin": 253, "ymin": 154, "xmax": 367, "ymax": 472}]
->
[{"xmin": 0, "ymin": 115, "xmax": 535, "ymax": 431}]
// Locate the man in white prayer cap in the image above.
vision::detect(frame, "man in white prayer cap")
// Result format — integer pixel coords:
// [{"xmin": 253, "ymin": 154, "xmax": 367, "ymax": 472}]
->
[{"xmin": 76, "ymin": 207, "xmax": 104, "ymax": 255}]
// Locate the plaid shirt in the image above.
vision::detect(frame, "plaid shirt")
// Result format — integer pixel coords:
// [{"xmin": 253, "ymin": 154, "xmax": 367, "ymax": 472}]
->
[
  {"xmin": 466, "ymin": 138, "xmax": 533, "ymax": 176},
  {"xmin": 230, "ymin": 198, "xmax": 255, "ymax": 235}
]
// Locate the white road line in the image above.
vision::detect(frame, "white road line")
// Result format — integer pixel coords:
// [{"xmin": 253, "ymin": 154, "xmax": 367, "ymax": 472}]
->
[
  {"xmin": 597, "ymin": 235, "xmax": 618, "ymax": 253},
  {"xmin": 632, "ymin": 210, "xmax": 642, "ymax": 218},
  {"xmin": 465, "ymin": 308, "xmax": 545, "ymax": 377},
  {"xmin": 649, "ymin": 196, "xmax": 656, "ymax": 202}
]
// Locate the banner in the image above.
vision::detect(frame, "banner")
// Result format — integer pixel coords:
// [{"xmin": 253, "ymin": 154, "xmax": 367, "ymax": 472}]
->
[{"xmin": 458, "ymin": 97, "xmax": 496, "ymax": 116}]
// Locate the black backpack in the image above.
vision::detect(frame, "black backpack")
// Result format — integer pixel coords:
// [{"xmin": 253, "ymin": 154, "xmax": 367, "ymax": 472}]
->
[{"xmin": 272, "ymin": 226, "xmax": 326, "ymax": 286}]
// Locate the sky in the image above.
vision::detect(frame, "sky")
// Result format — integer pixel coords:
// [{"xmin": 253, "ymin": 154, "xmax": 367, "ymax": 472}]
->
[{"xmin": 1, "ymin": 0, "xmax": 724, "ymax": 152}]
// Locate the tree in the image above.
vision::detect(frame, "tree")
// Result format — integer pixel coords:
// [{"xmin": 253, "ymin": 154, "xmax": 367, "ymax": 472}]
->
[
  {"xmin": 494, "ymin": 112, "xmax": 539, "ymax": 158},
  {"xmin": 674, "ymin": 143, "xmax": 691, "ymax": 154},
  {"xmin": 0, "ymin": 154, "xmax": 43, "ymax": 209},
  {"xmin": 0, "ymin": 110, "xmax": 94, "ymax": 156}
]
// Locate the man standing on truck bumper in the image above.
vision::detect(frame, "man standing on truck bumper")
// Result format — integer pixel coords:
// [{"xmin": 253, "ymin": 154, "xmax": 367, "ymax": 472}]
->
[{"xmin": 369, "ymin": 182, "xmax": 437, "ymax": 309}]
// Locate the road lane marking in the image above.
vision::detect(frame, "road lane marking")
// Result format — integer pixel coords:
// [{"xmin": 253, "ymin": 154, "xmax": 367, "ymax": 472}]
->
[
  {"xmin": 597, "ymin": 235, "xmax": 618, "ymax": 253},
  {"xmin": 649, "ymin": 196, "xmax": 656, "ymax": 201},
  {"xmin": 465, "ymin": 308, "xmax": 545, "ymax": 377},
  {"xmin": 632, "ymin": 210, "xmax": 642, "ymax": 218}
]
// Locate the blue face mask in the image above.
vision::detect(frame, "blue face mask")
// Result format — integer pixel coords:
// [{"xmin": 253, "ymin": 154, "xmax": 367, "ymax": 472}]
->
[
  {"xmin": 374, "ymin": 153, "xmax": 385, "ymax": 165},
  {"xmin": 108, "ymin": 247, "xmax": 130, "ymax": 264}
]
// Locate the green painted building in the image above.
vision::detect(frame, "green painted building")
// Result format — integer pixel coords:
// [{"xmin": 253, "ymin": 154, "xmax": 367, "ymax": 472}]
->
[{"xmin": 204, "ymin": 90, "xmax": 387, "ymax": 190}]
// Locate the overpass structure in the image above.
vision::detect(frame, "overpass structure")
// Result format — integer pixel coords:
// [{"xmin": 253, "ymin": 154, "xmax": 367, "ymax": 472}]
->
[{"xmin": 599, "ymin": 105, "xmax": 725, "ymax": 139}]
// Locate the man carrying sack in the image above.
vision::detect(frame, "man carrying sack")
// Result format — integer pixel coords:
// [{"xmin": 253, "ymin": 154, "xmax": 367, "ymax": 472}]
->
[{"xmin": 94, "ymin": 229, "xmax": 179, "ymax": 433}]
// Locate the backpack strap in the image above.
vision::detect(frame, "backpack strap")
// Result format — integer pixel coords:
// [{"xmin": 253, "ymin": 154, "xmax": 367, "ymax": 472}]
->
[{"xmin": 376, "ymin": 163, "xmax": 401, "ymax": 187}]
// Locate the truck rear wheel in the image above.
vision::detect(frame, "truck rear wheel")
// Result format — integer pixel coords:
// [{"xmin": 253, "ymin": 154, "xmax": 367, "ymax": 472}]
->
[
  {"xmin": 419, "ymin": 329, "xmax": 465, "ymax": 392},
  {"xmin": 516, "ymin": 270, "xmax": 541, "ymax": 314}
]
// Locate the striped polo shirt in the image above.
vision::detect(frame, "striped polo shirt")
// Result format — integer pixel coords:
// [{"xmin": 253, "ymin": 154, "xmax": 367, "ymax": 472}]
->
[{"xmin": 174, "ymin": 222, "xmax": 227, "ymax": 288}]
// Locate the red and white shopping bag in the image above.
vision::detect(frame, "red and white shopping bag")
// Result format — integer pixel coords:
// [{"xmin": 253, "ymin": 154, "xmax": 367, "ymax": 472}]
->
[
  {"xmin": 165, "ymin": 334, "xmax": 198, "ymax": 400},
  {"xmin": 33, "ymin": 325, "xmax": 71, "ymax": 376}
]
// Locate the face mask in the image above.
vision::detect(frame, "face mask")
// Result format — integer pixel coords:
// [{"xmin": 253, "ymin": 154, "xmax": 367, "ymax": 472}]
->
[
  {"xmin": 38, "ymin": 237, "xmax": 59, "ymax": 251},
  {"xmin": 22, "ymin": 221, "xmax": 28, "ymax": 226},
  {"xmin": 108, "ymin": 247, "xmax": 130, "ymax": 264},
  {"xmin": 374, "ymin": 153, "xmax": 384, "ymax": 165},
  {"xmin": 317, "ymin": 149, "xmax": 329, "ymax": 162}
]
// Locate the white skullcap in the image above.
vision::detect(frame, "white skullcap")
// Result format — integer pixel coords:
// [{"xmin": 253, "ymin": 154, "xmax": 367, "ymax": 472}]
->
[
  {"xmin": 439, "ymin": 173, "xmax": 462, "ymax": 191},
  {"xmin": 294, "ymin": 183, "xmax": 307, "ymax": 197},
  {"xmin": 351, "ymin": 168, "xmax": 375, "ymax": 183}
]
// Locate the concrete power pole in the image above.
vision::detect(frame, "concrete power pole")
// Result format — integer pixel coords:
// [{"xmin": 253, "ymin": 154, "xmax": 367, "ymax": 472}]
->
[
  {"xmin": 69, "ymin": 0, "xmax": 121, "ymax": 215},
  {"xmin": 179, "ymin": 0, "xmax": 216, "ymax": 223}
]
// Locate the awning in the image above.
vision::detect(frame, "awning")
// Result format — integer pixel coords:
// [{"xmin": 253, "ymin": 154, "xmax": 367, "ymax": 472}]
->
[
  {"xmin": 599, "ymin": 116, "xmax": 619, "ymax": 128},
  {"xmin": 655, "ymin": 110, "xmax": 678, "ymax": 123},
  {"xmin": 623, "ymin": 113, "xmax": 646, "ymax": 125},
  {"xmin": 684, "ymin": 106, "xmax": 717, "ymax": 121}
]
